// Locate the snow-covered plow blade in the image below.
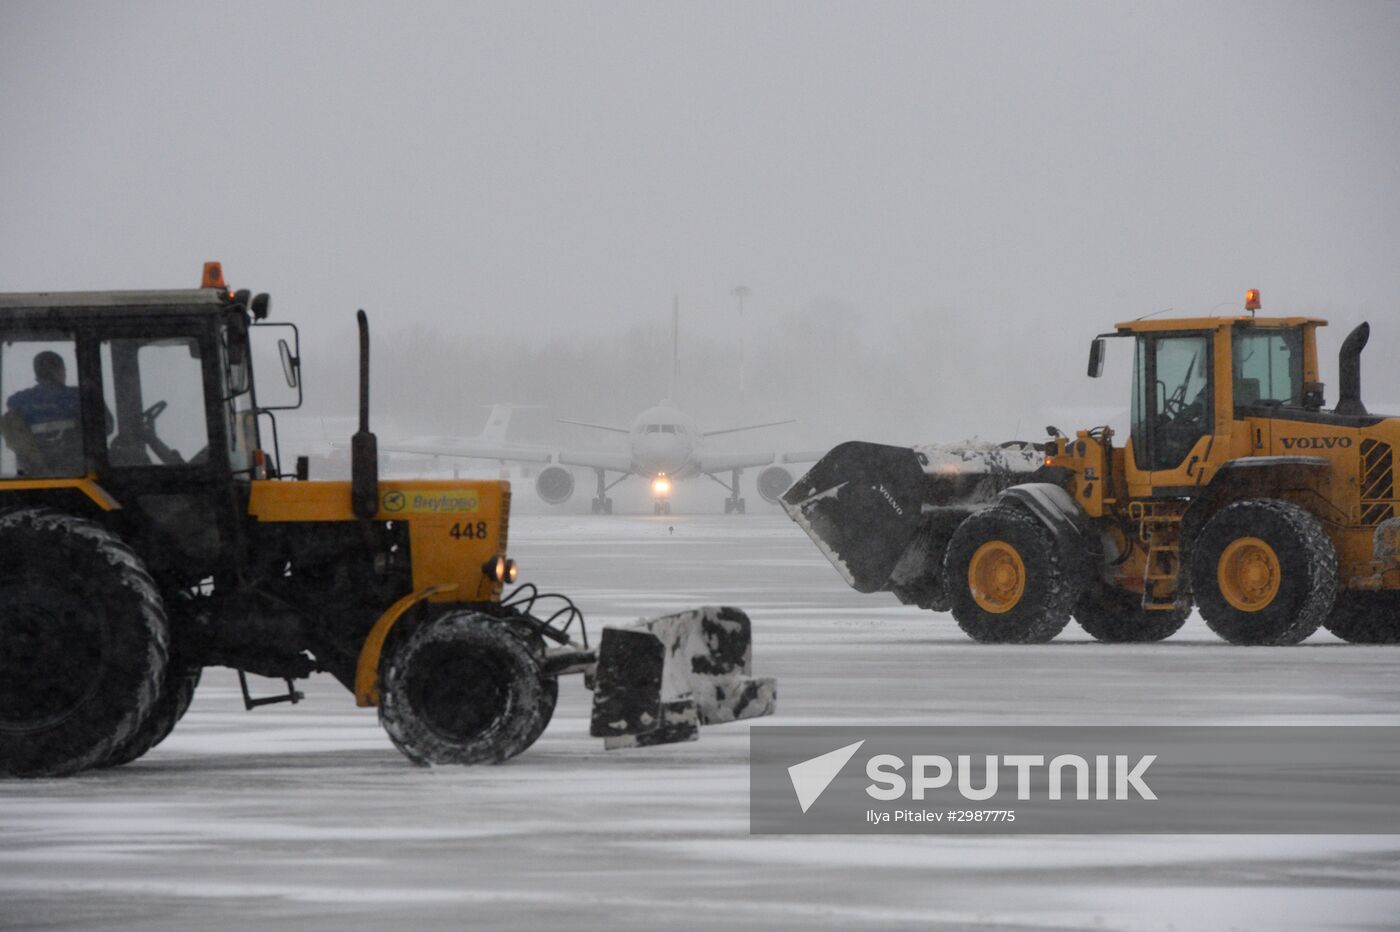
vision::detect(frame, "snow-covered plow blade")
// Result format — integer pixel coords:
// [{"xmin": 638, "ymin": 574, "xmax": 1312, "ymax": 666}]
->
[
  {"xmin": 780, "ymin": 440, "xmax": 1044, "ymax": 608},
  {"xmin": 589, "ymin": 606, "xmax": 776, "ymax": 748}
]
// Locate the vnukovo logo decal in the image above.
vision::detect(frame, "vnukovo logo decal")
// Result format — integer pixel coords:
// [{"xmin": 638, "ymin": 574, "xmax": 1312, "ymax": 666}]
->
[
  {"xmin": 752, "ymin": 726, "xmax": 1400, "ymax": 834},
  {"xmin": 381, "ymin": 489, "xmax": 480, "ymax": 514},
  {"xmin": 786, "ymin": 738, "xmax": 1154, "ymax": 818}
]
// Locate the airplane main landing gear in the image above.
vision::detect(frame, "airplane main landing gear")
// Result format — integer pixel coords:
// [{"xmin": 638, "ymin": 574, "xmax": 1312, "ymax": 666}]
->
[
  {"xmin": 591, "ymin": 468, "xmax": 623, "ymax": 515},
  {"xmin": 708, "ymin": 468, "xmax": 747, "ymax": 515}
]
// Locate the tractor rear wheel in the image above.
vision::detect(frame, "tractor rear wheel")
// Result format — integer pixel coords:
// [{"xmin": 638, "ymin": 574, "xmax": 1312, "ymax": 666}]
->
[
  {"xmin": 101, "ymin": 667, "xmax": 201, "ymax": 767},
  {"xmin": 1074, "ymin": 582, "xmax": 1190, "ymax": 643},
  {"xmin": 0, "ymin": 508, "xmax": 169, "ymax": 777},
  {"xmin": 944, "ymin": 505, "xmax": 1076, "ymax": 644},
  {"xmin": 1324, "ymin": 591, "xmax": 1400, "ymax": 644},
  {"xmin": 1190, "ymin": 499, "xmax": 1336, "ymax": 645},
  {"xmin": 378, "ymin": 611, "xmax": 549, "ymax": 765}
]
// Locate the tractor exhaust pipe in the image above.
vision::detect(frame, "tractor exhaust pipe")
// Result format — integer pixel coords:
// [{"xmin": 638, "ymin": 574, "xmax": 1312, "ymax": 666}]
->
[
  {"xmin": 351, "ymin": 309, "xmax": 379, "ymax": 519},
  {"xmin": 1336, "ymin": 321, "xmax": 1369, "ymax": 417}
]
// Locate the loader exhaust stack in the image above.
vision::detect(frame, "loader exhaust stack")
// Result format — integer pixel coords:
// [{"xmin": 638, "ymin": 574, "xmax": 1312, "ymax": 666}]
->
[{"xmin": 1337, "ymin": 321, "xmax": 1370, "ymax": 417}]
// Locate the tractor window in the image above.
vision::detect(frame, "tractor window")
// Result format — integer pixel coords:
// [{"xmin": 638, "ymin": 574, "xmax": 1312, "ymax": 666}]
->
[
  {"xmin": 220, "ymin": 327, "xmax": 257, "ymax": 475},
  {"xmin": 101, "ymin": 337, "xmax": 211, "ymax": 467},
  {"xmin": 1233, "ymin": 329, "xmax": 1301, "ymax": 407},
  {"xmin": 0, "ymin": 334, "xmax": 84, "ymax": 478}
]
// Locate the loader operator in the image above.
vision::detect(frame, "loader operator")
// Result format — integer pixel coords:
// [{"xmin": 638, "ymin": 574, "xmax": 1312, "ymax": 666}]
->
[{"xmin": 1, "ymin": 351, "xmax": 84, "ymax": 476}]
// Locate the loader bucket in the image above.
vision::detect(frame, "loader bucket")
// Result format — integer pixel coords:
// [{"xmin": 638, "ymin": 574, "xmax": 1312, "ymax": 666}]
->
[
  {"xmin": 781, "ymin": 439, "xmax": 1045, "ymax": 597},
  {"xmin": 779, "ymin": 441, "xmax": 928, "ymax": 593},
  {"xmin": 590, "ymin": 606, "xmax": 776, "ymax": 748}
]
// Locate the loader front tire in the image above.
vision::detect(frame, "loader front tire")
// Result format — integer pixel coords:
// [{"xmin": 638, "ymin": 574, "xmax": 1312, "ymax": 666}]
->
[
  {"xmin": 1190, "ymin": 499, "xmax": 1336, "ymax": 646},
  {"xmin": 1324, "ymin": 591, "xmax": 1400, "ymax": 644},
  {"xmin": 1074, "ymin": 582, "xmax": 1189, "ymax": 643},
  {"xmin": 379, "ymin": 611, "xmax": 548, "ymax": 765},
  {"xmin": 0, "ymin": 508, "xmax": 169, "ymax": 778},
  {"xmin": 944, "ymin": 505, "xmax": 1076, "ymax": 644}
]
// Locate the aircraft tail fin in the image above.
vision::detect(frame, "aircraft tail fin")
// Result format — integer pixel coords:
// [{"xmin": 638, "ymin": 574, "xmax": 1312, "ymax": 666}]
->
[{"xmin": 476, "ymin": 403, "xmax": 543, "ymax": 444}]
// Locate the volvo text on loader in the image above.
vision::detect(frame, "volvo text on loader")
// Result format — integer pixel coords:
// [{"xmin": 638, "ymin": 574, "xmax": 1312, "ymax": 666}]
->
[
  {"xmin": 0, "ymin": 264, "xmax": 774, "ymax": 778},
  {"xmin": 784, "ymin": 290, "xmax": 1400, "ymax": 646}
]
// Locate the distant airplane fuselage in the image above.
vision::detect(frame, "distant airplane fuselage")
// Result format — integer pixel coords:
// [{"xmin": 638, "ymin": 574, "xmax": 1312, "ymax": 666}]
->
[{"xmin": 628, "ymin": 403, "xmax": 701, "ymax": 480}]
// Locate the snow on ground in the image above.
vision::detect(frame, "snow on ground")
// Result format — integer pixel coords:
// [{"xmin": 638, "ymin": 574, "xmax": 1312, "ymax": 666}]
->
[{"xmin": 4, "ymin": 513, "xmax": 1400, "ymax": 930}]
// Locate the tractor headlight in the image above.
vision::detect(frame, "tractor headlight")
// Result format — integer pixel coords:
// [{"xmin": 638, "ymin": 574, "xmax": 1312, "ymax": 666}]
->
[{"xmin": 482, "ymin": 556, "xmax": 520, "ymax": 584}]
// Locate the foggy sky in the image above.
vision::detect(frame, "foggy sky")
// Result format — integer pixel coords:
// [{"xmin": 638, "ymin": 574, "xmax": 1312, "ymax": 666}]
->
[{"xmin": 3, "ymin": 1, "xmax": 1398, "ymax": 446}]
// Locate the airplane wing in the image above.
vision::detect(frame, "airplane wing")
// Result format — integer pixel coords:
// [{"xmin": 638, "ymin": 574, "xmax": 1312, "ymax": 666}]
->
[
  {"xmin": 700, "ymin": 419, "xmax": 796, "ymax": 437},
  {"xmin": 698, "ymin": 451, "xmax": 776, "ymax": 473},
  {"xmin": 779, "ymin": 450, "xmax": 829, "ymax": 464},
  {"xmin": 378, "ymin": 441, "xmax": 553, "ymax": 464},
  {"xmin": 557, "ymin": 417, "xmax": 630, "ymax": 434},
  {"xmin": 558, "ymin": 450, "xmax": 634, "ymax": 473}
]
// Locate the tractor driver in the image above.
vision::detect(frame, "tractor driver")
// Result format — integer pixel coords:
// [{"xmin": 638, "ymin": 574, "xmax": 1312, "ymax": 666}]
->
[{"xmin": 1, "ymin": 351, "xmax": 83, "ymax": 476}]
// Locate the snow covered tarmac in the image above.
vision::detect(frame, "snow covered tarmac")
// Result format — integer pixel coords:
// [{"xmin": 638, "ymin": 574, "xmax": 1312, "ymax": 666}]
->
[{"xmin": 4, "ymin": 513, "xmax": 1399, "ymax": 930}]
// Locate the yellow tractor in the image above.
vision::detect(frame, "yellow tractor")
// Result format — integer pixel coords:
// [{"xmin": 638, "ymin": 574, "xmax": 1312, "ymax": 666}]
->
[
  {"xmin": 0, "ymin": 264, "xmax": 774, "ymax": 778},
  {"xmin": 784, "ymin": 290, "xmax": 1400, "ymax": 645}
]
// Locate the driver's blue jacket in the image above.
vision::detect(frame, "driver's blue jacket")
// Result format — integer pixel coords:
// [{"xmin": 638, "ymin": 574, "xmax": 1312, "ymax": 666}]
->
[{"xmin": 6, "ymin": 383, "xmax": 81, "ymax": 429}]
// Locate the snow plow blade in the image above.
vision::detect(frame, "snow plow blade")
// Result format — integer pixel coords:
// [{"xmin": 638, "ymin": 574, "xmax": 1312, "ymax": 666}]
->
[
  {"xmin": 780, "ymin": 440, "xmax": 1045, "ymax": 605},
  {"xmin": 590, "ymin": 606, "xmax": 776, "ymax": 748}
]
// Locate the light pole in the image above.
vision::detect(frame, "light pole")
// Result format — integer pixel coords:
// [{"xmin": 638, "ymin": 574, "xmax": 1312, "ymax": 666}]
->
[{"xmin": 731, "ymin": 285, "xmax": 750, "ymax": 407}]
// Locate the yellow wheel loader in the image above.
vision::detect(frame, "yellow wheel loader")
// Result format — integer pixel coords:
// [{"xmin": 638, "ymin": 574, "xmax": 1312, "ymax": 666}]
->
[
  {"xmin": 0, "ymin": 264, "xmax": 774, "ymax": 778},
  {"xmin": 784, "ymin": 290, "xmax": 1400, "ymax": 646}
]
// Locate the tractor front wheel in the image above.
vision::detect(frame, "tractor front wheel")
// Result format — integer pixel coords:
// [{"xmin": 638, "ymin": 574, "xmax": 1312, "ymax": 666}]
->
[
  {"xmin": 1190, "ymin": 499, "xmax": 1336, "ymax": 645},
  {"xmin": 378, "ymin": 612, "xmax": 549, "ymax": 765},
  {"xmin": 944, "ymin": 505, "xmax": 1077, "ymax": 644}
]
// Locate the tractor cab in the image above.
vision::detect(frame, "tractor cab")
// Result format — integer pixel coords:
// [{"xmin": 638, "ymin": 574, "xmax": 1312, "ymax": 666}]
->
[{"xmin": 0, "ymin": 263, "xmax": 300, "ymax": 582}]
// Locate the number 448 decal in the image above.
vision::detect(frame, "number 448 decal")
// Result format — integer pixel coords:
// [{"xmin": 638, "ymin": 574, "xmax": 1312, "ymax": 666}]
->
[{"xmin": 450, "ymin": 521, "xmax": 489, "ymax": 540}]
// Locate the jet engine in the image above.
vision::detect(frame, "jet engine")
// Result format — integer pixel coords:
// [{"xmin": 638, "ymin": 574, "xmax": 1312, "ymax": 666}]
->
[
  {"xmin": 756, "ymin": 465, "xmax": 794, "ymax": 504},
  {"xmin": 535, "ymin": 465, "xmax": 576, "ymax": 504}
]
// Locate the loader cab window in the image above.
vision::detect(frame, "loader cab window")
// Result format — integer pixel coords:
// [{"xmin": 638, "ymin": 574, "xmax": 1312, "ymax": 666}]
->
[
  {"xmin": 0, "ymin": 335, "xmax": 84, "ymax": 478},
  {"xmin": 1132, "ymin": 333, "xmax": 1212, "ymax": 471},
  {"xmin": 1233, "ymin": 329, "xmax": 1302, "ymax": 409},
  {"xmin": 101, "ymin": 337, "xmax": 211, "ymax": 468}
]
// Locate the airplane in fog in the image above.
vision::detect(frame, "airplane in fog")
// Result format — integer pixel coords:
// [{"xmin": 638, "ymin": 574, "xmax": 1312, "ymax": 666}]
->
[{"xmin": 381, "ymin": 304, "xmax": 820, "ymax": 514}]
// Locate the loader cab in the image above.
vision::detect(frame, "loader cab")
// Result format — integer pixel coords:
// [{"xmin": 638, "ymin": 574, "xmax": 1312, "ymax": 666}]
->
[
  {"xmin": 0, "ymin": 281, "xmax": 285, "ymax": 584},
  {"xmin": 1109, "ymin": 311, "xmax": 1325, "ymax": 498}
]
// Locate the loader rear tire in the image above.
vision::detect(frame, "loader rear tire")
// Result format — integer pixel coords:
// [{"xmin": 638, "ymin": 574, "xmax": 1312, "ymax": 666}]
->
[
  {"xmin": 100, "ymin": 667, "xmax": 201, "ymax": 768},
  {"xmin": 379, "ymin": 611, "xmax": 548, "ymax": 765},
  {"xmin": 1190, "ymin": 499, "xmax": 1336, "ymax": 646},
  {"xmin": 1324, "ymin": 591, "xmax": 1400, "ymax": 644},
  {"xmin": 1074, "ymin": 583, "xmax": 1189, "ymax": 643},
  {"xmin": 944, "ymin": 505, "xmax": 1076, "ymax": 644},
  {"xmin": 0, "ymin": 508, "xmax": 169, "ymax": 778}
]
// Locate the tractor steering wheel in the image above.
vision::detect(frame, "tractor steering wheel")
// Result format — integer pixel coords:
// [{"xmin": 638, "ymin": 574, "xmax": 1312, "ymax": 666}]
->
[{"xmin": 142, "ymin": 400, "xmax": 168, "ymax": 427}]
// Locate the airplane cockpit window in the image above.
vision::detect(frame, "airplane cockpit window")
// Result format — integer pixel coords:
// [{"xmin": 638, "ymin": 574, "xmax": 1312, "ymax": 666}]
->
[
  {"xmin": 661, "ymin": 425, "xmax": 675, "ymax": 433},
  {"xmin": 645, "ymin": 424, "xmax": 661, "ymax": 433}
]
